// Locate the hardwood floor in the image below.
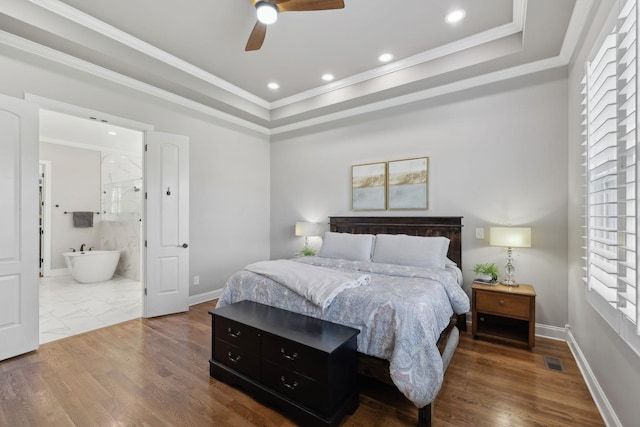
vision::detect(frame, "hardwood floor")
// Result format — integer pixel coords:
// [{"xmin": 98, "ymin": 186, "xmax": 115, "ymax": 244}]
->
[{"xmin": 0, "ymin": 301, "xmax": 604, "ymax": 426}]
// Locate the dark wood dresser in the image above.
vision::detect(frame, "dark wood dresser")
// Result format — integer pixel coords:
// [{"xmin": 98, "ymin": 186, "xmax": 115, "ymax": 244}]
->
[{"xmin": 209, "ymin": 300, "xmax": 360, "ymax": 427}]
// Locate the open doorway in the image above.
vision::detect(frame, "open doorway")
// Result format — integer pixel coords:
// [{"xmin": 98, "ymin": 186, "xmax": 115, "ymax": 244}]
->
[{"xmin": 38, "ymin": 109, "xmax": 145, "ymax": 344}]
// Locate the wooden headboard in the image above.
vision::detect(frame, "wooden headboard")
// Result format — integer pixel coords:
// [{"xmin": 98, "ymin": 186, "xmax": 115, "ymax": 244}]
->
[{"xmin": 329, "ymin": 216, "xmax": 463, "ymax": 267}]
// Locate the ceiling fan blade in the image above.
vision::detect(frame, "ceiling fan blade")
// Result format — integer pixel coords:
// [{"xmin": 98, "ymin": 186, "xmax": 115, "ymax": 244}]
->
[
  {"xmin": 278, "ymin": 0, "xmax": 344, "ymax": 12},
  {"xmin": 245, "ymin": 21, "xmax": 267, "ymax": 51}
]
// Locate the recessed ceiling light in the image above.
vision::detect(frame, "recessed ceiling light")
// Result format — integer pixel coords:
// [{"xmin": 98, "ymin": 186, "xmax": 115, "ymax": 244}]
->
[
  {"xmin": 378, "ymin": 53, "xmax": 393, "ymax": 63},
  {"xmin": 321, "ymin": 73, "xmax": 334, "ymax": 82},
  {"xmin": 445, "ymin": 9, "xmax": 466, "ymax": 24},
  {"xmin": 107, "ymin": 131, "xmax": 118, "ymax": 136},
  {"xmin": 268, "ymin": 82, "xmax": 280, "ymax": 90}
]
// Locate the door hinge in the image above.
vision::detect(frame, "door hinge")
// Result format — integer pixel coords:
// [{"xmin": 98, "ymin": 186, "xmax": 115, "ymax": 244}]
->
[
  {"xmin": 145, "ymin": 192, "xmax": 147, "ymax": 200},
  {"xmin": 145, "ymin": 240, "xmax": 147, "ymax": 247},
  {"xmin": 145, "ymin": 144, "xmax": 148, "ymax": 151},
  {"xmin": 144, "ymin": 288, "xmax": 147, "ymax": 295}
]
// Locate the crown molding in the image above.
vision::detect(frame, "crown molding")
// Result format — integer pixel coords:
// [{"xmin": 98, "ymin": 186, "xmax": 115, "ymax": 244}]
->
[
  {"xmin": 272, "ymin": 0, "xmax": 526, "ymax": 109},
  {"xmin": 3, "ymin": 0, "xmax": 590, "ymax": 137},
  {"xmin": 270, "ymin": 22, "xmax": 523, "ymax": 110},
  {"xmin": 0, "ymin": 30, "xmax": 270, "ymax": 135},
  {"xmin": 27, "ymin": 0, "xmax": 270, "ymax": 109},
  {"xmin": 29, "ymin": 0, "xmax": 526, "ymax": 113},
  {"xmin": 270, "ymin": 55, "xmax": 567, "ymax": 135}
]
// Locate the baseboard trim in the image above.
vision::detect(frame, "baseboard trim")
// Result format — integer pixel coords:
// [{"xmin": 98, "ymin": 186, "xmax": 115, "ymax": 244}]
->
[
  {"xmin": 567, "ymin": 327, "xmax": 621, "ymax": 427},
  {"xmin": 189, "ymin": 289, "xmax": 222, "ymax": 307},
  {"xmin": 535, "ymin": 323, "xmax": 567, "ymax": 341}
]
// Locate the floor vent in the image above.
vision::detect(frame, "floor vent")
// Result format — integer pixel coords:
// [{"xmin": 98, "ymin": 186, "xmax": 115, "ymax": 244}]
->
[{"xmin": 543, "ymin": 355, "xmax": 565, "ymax": 373}]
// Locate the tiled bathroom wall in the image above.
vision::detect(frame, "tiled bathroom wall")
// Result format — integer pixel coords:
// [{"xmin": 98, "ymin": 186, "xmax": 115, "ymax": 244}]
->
[{"xmin": 100, "ymin": 152, "xmax": 143, "ymax": 280}]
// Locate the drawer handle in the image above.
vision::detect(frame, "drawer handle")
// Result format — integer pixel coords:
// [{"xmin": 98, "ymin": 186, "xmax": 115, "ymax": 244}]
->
[
  {"xmin": 227, "ymin": 352, "xmax": 241, "ymax": 363},
  {"xmin": 227, "ymin": 327, "xmax": 241, "ymax": 338},
  {"xmin": 280, "ymin": 348, "xmax": 298, "ymax": 361},
  {"xmin": 499, "ymin": 299, "xmax": 505, "ymax": 305},
  {"xmin": 280, "ymin": 376, "xmax": 298, "ymax": 390}
]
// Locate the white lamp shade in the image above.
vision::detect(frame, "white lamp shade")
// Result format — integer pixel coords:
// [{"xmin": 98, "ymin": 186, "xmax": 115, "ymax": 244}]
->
[
  {"xmin": 295, "ymin": 222, "xmax": 319, "ymax": 237},
  {"xmin": 489, "ymin": 227, "xmax": 531, "ymax": 248}
]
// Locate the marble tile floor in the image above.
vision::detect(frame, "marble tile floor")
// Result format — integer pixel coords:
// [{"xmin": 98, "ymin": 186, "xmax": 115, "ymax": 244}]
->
[{"xmin": 39, "ymin": 274, "xmax": 142, "ymax": 344}]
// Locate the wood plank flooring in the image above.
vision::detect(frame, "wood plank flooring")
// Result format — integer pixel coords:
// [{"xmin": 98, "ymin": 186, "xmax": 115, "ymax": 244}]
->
[{"xmin": 0, "ymin": 301, "xmax": 604, "ymax": 426}]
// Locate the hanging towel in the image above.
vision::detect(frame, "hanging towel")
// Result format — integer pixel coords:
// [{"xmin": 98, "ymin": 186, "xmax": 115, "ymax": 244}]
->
[{"xmin": 73, "ymin": 211, "xmax": 94, "ymax": 228}]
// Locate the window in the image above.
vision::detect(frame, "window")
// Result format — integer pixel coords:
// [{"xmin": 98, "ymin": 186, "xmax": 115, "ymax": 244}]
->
[{"xmin": 583, "ymin": 0, "xmax": 640, "ymax": 356}]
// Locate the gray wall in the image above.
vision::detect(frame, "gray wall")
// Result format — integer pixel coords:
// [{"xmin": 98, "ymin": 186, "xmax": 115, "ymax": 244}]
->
[
  {"xmin": 567, "ymin": 1, "xmax": 640, "ymax": 426},
  {"xmin": 0, "ymin": 46, "xmax": 271, "ymax": 298},
  {"xmin": 39, "ymin": 142, "xmax": 101, "ymax": 269},
  {"xmin": 270, "ymin": 69, "xmax": 569, "ymax": 329}
]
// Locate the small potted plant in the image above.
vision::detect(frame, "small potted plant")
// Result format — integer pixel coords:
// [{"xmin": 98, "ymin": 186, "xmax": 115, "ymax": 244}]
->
[
  {"xmin": 473, "ymin": 262, "xmax": 499, "ymax": 283},
  {"xmin": 300, "ymin": 247, "xmax": 316, "ymax": 256}
]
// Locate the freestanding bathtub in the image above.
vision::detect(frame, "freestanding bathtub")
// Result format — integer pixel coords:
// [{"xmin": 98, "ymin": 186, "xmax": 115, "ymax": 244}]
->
[{"xmin": 63, "ymin": 250, "xmax": 121, "ymax": 283}]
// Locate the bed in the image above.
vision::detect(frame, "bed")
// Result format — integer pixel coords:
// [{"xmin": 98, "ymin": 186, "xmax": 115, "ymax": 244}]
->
[{"xmin": 216, "ymin": 216, "xmax": 469, "ymax": 426}]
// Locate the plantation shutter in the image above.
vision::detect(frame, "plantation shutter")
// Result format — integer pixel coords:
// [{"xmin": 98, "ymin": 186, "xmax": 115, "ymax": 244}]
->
[
  {"xmin": 583, "ymin": 0, "xmax": 640, "ymax": 354},
  {"xmin": 617, "ymin": 0, "xmax": 638, "ymax": 331}
]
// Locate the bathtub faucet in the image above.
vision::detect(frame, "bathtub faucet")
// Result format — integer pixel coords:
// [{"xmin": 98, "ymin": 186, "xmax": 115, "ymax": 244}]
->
[{"xmin": 80, "ymin": 243, "xmax": 86, "ymax": 252}]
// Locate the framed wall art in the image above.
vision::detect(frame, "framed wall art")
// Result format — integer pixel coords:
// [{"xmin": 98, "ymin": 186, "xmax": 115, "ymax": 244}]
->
[
  {"xmin": 352, "ymin": 162, "xmax": 386, "ymax": 210},
  {"xmin": 387, "ymin": 157, "xmax": 428, "ymax": 210}
]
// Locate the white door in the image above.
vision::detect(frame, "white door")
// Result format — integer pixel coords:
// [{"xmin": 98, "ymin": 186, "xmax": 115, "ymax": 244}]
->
[
  {"xmin": 0, "ymin": 94, "xmax": 39, "ymax": 361},
  {"xmin": 144, "ymin": 131, "xmax": 189, "ymax": 317}
]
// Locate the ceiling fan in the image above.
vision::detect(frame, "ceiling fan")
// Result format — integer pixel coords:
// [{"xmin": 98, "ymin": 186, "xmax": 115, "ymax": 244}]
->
[{"xmin": 245, "ymin": 0, "xmax": 345, "ymax": 51}]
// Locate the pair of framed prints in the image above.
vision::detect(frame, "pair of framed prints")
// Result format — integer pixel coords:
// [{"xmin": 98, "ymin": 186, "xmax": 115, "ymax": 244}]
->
[{"xmin": 352, "ymin": 157, "xmax": 428, "ymax": 211}]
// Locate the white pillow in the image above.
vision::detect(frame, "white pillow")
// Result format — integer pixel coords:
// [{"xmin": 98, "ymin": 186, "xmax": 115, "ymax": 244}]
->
[
  {"xmin": 372, "ymin": 234, "xmax": 450, "ymax": 269},
  {"xmin": 317, "ymin": 232, "xmax": 375, "ymax": 261}
]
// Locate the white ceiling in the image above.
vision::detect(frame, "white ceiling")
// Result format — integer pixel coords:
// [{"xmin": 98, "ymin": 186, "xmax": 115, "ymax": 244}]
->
[{"xmin": 1, "ymin": 0, "xmax": 590, "ymax": 134}]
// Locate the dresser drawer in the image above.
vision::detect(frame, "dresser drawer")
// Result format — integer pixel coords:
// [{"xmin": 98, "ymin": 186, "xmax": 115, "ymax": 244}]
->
[
  {"xmin": 214, "ymin": 338, "xmax": 260, "ymax": 379},
  {"xmin": 475, "ymin": 290, "xmax": 530, "ymax": 319},
  {"xmin": 261, "ymin": 333, "xmax": 326, "ymax": 381},
  {"xmin": 214, "ymin": 315, "xmax": 260, "ymax": 353},
  {"xmin": 261, "ymin": 360, "xmax": 328, "ymax": 414}
]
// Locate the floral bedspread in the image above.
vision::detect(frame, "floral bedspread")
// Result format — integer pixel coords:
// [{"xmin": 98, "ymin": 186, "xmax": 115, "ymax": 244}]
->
[{"xmin": 216, "ymin": 256, "xmax": 470, "ymax": 408}]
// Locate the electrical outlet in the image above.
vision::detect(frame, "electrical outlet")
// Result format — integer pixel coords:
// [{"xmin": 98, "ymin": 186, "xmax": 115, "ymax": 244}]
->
[
  {"xmin": 193, "ymin": 275, "xmax": 200, "ymax": 286},
  {"xmin": 475, "ymin": 227, "xmax": 485, "ymax": 239}
]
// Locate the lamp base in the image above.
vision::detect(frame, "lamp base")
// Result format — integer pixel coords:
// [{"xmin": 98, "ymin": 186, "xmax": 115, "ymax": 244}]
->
[
  {"xmin": 501, "ymin": 280, "xmax": 519, "ymax": 287},
  {"xmin": 502, "ymin": 247, "xmax": 519, "ymax": 286}
]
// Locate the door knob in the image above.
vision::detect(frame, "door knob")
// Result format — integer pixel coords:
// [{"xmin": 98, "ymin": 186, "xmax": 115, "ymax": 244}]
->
[{"xmin": 178, "ymin": 243, "xmax": 188, "ymax": 248}]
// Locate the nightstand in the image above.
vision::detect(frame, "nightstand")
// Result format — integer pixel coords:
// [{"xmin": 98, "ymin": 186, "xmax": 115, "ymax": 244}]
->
[{"xmin": 472, "ymin": 282, "xmax": 536, "ymax": 348}]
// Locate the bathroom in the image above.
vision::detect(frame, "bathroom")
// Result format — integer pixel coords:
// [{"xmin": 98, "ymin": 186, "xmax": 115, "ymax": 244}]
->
[{"xmin": 38, "ymin": 109, "xmax": 144, "ymax": 344}]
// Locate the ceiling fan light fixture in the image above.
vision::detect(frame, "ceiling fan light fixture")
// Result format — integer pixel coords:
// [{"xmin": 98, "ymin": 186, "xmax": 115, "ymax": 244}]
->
[{"xmin": 256, "ymin": 1, "xmax": 278, "ymax": 25}]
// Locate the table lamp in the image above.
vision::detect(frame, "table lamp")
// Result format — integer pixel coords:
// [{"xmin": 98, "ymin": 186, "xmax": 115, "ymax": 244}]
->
[
  {"xmin": 489, "ymin": 226, "xmax": 531, "ymax": 286},
  {"xmin": 295, "ymin": 222, "xmax": 319, "ymax": 255}
]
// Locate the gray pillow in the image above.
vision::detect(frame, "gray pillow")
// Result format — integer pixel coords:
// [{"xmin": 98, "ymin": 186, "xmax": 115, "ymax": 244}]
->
[
  {"xmin": 372, "ymin": 234, "xmax": 450, "ymax": 269},
  {"xmin": 317, "ymin": 232, "xmax": 375, "ymax": 261}
]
